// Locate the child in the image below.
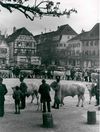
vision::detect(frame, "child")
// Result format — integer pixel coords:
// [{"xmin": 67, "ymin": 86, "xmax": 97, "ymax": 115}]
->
[{"xmin": 12, "ymin": 86, "xmax": 22, "ymax": 114}]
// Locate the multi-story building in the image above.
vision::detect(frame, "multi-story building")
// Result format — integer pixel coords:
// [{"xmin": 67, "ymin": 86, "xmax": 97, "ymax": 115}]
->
[
  {"xmin": 67, "ymin": 31, "xmax": 88, "ymax": 67},
  {"xmin": 0, "ymin": 34, "xmax": 9, "ymax": 69},
  {"xmin": 6, "ymin": 27, "xmax": 41, "ymax": 68},
  {"xmin": 35, "ymin": 24, "xmax": 77, "ymax": 66},
  {"xmin": 67, "ymin": 23, "xmax": 99, "ymax": 68},
  {"xmin": 81, "ymin": 23, "xmax": 99, "ymax": 68}
]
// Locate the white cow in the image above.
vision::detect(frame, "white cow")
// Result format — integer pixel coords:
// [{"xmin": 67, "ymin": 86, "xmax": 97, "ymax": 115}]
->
[
  {"xmin": 12, "ymin": 83, "xmax": 42, "ymax": 111},
  {"xmin": 53, "ymin": 71, "xmax": 65, "ymax": 80},
  {"xmin": 12, "ymin": 83, "xmax": 39, "ymax": 104},
  {"xmin": 50, "ymin": 81, "xmax": 86, "ymax": 107},
  {"xmin": 26, "ymin": 83, "xmax": 39, "ymax": 104}
]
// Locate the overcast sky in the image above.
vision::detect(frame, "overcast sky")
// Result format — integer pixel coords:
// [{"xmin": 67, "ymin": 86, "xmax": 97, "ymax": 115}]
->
[{"xmin": 0, "ymin": 0, "xmax": 99, "ymax": 35}]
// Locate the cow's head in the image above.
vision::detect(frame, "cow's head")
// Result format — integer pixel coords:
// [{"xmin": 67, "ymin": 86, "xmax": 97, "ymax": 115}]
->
[{"xmin": 86, "ymin": 82, "xmax": 96, "ymax": 88}]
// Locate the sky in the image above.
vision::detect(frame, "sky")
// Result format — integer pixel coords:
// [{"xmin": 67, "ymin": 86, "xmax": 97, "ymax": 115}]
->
[{"xmin": 0, "ymin": 0, "xmax": 99, "ymax": 36}]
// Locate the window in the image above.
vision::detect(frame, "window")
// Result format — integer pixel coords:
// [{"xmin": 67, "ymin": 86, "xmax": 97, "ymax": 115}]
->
[
  {"xmin": 86, "ymin": 41, "xmax": 89, "ymax": 46},
  {"xmin": 94, "ymin": 40, "xmax": 98, "ymax": 46},
  {"xmin": 93, "ymin": 50, "xmax": 95, "ymax": 55},
  {"xmin": 64, "ymin": 44, "xmax": 66, "ymax": 47},
  {"xmin": 90, "ymin": 41, "xmax": 93, "ymax": 46},
  {"xmin": 76, "ymin": 50, "xmax": 80, "ymax": 55},
  {"xmin": 0, "ymin": 48, "xmax": 7, "ymax": 54}
]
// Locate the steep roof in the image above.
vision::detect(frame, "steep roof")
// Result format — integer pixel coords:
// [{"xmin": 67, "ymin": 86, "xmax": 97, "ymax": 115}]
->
[
  {"xmin": 87, "ymin": 23, "xmax": 99, "ymax": 39},
  {"xmin": 68, "ymin": 31, "xmax": 89, "ymax": 42},
  {"xmin": 57, "ymin": 24, "xmax": 77, "ymax": 35},
  {"xmin": 34, "ymin": 24, "xmax": 77, "ymax": 43},
  {"xmin": 68, "ymin": 23, "xmax": 99, "ymax": 42},
  {"xmin": 6, "ymin": 27, "xmax": 33, "ymax": 43}
]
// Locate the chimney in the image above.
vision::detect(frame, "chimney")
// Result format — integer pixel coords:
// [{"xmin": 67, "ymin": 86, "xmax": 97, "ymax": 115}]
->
[
  {"xmin": 81, "ymin": 29, "xmax": 85, "ymax": 33},
  {"xmin": 13, "ymin": 26, "xmax": 16, "ymax": 33},
  {"xmin": 57, "ymin": 26, "xmax": 60, "ymax": 30}
]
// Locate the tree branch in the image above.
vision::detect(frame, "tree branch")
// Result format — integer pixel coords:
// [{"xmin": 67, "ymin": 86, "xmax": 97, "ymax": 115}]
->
[{"xmin": 0, "ymin": 0, "xmax": 77, "ymax": 21}]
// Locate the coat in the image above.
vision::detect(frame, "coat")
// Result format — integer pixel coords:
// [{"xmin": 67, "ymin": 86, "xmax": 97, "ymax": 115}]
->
[
  {"xmin": 0, "ymin": 84, "xmax": 8, "ymax": 102},
  {"xmin": 38, "ymin": 83, "xmax": 51, "ymax": 103},
  {"xmin": 20, "ymin": 82, "xmax": 28, "ymax": 96}
]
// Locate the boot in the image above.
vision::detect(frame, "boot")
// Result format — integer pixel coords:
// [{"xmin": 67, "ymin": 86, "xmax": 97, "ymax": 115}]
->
[{"xmin": 52, "ymin": 103, "xmax": 56, "ymax": 108}]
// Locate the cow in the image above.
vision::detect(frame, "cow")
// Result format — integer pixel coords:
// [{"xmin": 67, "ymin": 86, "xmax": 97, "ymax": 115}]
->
[
  {"xmin": 53, "ymin": 71, "xmax": 65, "ymax": 80},
  {"xmin": 85, "ymin": 82, "xmax": 97, "ymax": 104},
  {"xmin": 12, "ymin": 83, "xmax": 39, "ymax": 104},
  {"xmin": 50, "ymin": 81, "xmax": 86, "ymax": 107},
  {"xmin": 12, "ymin": 83, "xmax": 41, "ymax": 111}
]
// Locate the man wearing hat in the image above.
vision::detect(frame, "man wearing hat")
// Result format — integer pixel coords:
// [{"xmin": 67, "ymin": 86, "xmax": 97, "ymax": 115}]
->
[
  {"xmin": 0, "ymin": 77, "xmax": 8, "ymax": 117},
  {"xmin": 38, "ymin": 79, "xmax": 51, "ymax": 112},
  {"xmin": 19, "ymin": 77, "xmax": 28, "ymax": 109}
]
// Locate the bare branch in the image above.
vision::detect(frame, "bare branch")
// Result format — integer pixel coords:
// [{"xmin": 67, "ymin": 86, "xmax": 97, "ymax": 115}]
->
[{"xmin": 0, "ymin": 0, "xmax": 77, "ymax": 21}]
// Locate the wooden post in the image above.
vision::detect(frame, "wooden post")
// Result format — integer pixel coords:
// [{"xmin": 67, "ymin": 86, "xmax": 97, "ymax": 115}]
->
[
  {"xmin": 87, "ymin": 111, "xmax": 96, "ymax": 124},
  {"xmin": 42, "ymin": 112, "xmax": 53, "ymax": 128}
]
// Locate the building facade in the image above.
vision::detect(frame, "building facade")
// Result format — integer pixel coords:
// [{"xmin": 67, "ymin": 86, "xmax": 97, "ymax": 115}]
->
[
  {"xmin": 6, "ymin": 27, "xmax": 41, "ymax": 69},
  {"xmin": 67, "ymin": 23, "xmax": 99, "ymax": 68},
  {"xmin": 0, "ymin": 34, "xmax": 9, "ymax": 69},
  {"xmin": 35, "ymin": 24, "xmax": 77, "ymax": 66}
]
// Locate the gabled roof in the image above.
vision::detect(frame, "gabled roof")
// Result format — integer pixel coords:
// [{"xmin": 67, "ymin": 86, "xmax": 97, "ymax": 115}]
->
[
  {"xmin": 87, "ymin": 23, "xmax": 99, "ymax": 39},
  {"xmin": 6, "ymin": 27, "xmax": 33, "ymax": 43},
  {"xmin": 34, "ymin": 24, "xmax": 77, "ymax": 43},
  {"xmin": 68, "ymin": 31, "xmax": 89, "ymax": 42},
  {"xmin": 57, "ymin": 24, "xmax": 77, "ymax": 35},
  {"xmin": 68, "ymin": 23, "xmax": 99, "ymax": 42}
]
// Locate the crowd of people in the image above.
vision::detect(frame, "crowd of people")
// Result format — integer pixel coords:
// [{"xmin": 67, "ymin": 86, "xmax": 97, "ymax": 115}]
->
[{"xmin": 0, "ymin": 66, "xmax": 99, "ymax": 83}]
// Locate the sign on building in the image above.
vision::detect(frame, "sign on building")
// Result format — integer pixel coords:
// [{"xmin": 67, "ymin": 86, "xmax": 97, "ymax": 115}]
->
[{"xmin": 31, "ymin": 56, "xmax": 41, "ymax": 65}]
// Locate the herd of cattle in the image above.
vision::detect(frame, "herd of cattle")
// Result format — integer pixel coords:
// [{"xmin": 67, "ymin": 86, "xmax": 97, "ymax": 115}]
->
[{"xmin": 12, "ymin": 80, "xmax": 97, "ymax": 109}]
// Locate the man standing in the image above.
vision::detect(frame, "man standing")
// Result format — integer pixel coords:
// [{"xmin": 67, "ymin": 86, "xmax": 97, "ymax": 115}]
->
[
  {"xmin": 52, "ymin": 76, "xmax": 61, "ymax": 109},
  {"xmin": 19, "ymin": 77, "xmax": 27, "ymax": 109},
  {"xmin": 0, "ymin": 77, "xmax": 8, "ymax": 117},
  {"xmin": 38, "ymin": 79, "xmax": 51, "ymax": 113},
  {"xmin": 95, "ymin": 74, "xmax": 99, "ymax": 106}
]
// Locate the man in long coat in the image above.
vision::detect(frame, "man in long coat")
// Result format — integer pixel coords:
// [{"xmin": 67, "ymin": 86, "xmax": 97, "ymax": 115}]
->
[
  {"xmin": 38, "ymin": 79, "xmax": 51, "ymax": 113},
  {"xmin": 52, "ymin": 76, "xmax": 61, "ymax": 109},
  {"xmin": 0, "ymin": 77, "xmax": 8, "ymax": 117},
  {"xmin": 19, "ymin": 77, "xmax": 27, "ymax": 109}
]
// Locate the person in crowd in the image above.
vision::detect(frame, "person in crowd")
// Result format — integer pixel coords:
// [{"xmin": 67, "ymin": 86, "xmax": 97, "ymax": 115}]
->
[
  {"xmin": 65, "ymin": 68, "xmax": 71, "ymax": 80},
  {"xmin": 0, "ymin": 77, "xmax": 8, "ymax": 117},
  {"xmin": 12, "ymin": 86, "xmax": 22, "ymax": 114},
  {"xmin": 19, "ymin": 77, "xmax": 28, "ymax": 109},
  {"xmin": 52, "ymin": 76, "xmax": 61, "ymax": 109},
  {"xmin": 84, "ymin": 70, "xmax": 88, "ymax": 82},
  {"xmin": 87, "ymin": 70, "xmax": 92, "ymax": 82},
  {"xmin": 38, "ymin": 79, "xmax": 51, "ymax": 113},
  {"xmin": 95, "ymin": 74, "xmax": 99, "ymax": 106},
  {"xmin": 71, "ymin": 68, "xmax": 75, "ymax": 80}
]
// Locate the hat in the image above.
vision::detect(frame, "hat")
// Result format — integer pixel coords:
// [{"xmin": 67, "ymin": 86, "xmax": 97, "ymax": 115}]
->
[
  {"xmin": 42, "ymin": 79, "xmax": 46, "ymax": 83},
  {"xmin": 19, "ymin": 76, "xmax": 24, "ymax": 81}
]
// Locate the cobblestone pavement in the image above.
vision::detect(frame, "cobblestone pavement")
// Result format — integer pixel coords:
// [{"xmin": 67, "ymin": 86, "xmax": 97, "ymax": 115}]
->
[
  {"xmin": 0, "ymin": 97, "xmax": 100, "ymax": 132},
  {"xmin": 0, "ymin": 79, "xmax": 100, "ymax": 132}
]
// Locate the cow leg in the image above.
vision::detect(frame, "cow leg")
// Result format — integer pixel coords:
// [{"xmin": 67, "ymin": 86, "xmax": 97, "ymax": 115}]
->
[
  {"xmin": 89, "ymin": 94, "xmax": 92, "ymax": 104},
  {"xmin": 36, "ymin": 95, "xmax": 39, "ymax": 105},
  {"xmin": 76, "ymin": 95, "xmax": 81, "ymax": 107},
  {"xmin": 81, "ymin": 95, "xmax": 85, "ymax": 107},
  {"xmin": 61, "ymin": 96, "xmax": 64, "ymax": 106},
  {"xmin": 31, "ymin": 94, "xmax": 35, "ymax": 103}
]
